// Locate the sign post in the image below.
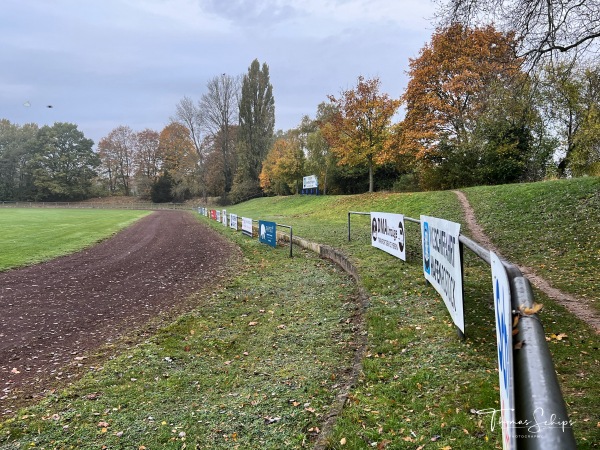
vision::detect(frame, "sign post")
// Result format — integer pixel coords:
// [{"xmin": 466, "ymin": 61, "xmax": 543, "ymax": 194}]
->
[
  {"xmin": 258, "ymin": 220, "xmax": 277, "ymax": 247},
  {"xmin": 229, "ymin": 213, "xmax": 238, "ymax": 231},
  {"xmin": 420, "ymin": 215, "xmax": 464, "ymax": 333},
  {"xmin": 491, "ymin": 251, "xmax": 516, "ymax": 450},
  {"xmin": 302, "ymin": 175, "xmax": 319, "ymax": 195},
  {"xmin": 370, "ymin": 212, "xmax": 406, "ymax": 261},
  {"xmin": 242, "ymin": 217, "xmax": 253, "ymax": 237}
]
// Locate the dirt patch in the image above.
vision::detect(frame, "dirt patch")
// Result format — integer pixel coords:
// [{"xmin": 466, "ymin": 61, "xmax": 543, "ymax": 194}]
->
[
  {"xmin": 453, "ymin": 190, "xmax": 600, "ymax": 333},
  {"xmin": 0, "ymin": 211, "xmax": 240, "ymax": 417}
]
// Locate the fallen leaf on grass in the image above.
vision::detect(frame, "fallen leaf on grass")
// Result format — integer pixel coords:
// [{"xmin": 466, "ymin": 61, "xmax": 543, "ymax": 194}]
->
[
  {"xmin": 547, "ymin": 333, "xmax": 568, "ymax": 341},
  {"xmin": 519, "ymin": 303, "xmax": 543, "ymax": 315},
  {"xmin": 248, "ymin": 322, "xmax": 258, "ymax": 326},
  {"xmin": 340, "ymin": 437, "xmax": 347, "ymax": 445}
]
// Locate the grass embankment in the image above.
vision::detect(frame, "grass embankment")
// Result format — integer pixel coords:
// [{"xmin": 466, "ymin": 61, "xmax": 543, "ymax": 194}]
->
[
  {"xmin": 0, "ymin": 209, "xmax": 151, "ymax": 271},
  {"xmin": 1, "ymin": 178, "xmax": 598, "ymax": 448},
  {"xmin": 462, "ymin": 177, "xmax": 600, "ymax": 312},
  {"xmin": 223, "ymin": 180, "xmax": 599, "ymax": 448}
]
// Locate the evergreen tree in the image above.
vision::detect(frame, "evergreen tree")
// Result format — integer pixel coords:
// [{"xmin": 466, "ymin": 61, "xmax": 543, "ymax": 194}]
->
[{"xmin": 231, "ymin": 59, "xmax": 275, "ymax": 202}]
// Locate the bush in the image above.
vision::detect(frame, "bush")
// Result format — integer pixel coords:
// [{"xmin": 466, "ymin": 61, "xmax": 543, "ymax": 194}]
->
[{"xmin": 150, "ymin": 172, "xmax": 175, "ymax": 203}]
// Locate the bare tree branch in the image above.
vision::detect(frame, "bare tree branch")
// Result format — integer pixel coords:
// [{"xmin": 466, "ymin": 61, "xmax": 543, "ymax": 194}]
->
[{"xmin": 437, "ymin": 0, "xmax": 600, "ymax": 66}]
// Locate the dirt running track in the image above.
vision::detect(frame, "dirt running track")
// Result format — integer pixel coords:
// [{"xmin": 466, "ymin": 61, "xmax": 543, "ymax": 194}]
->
[{"xmin": 0, "ymin": 210, "xmax": 238, "ymax": 417}]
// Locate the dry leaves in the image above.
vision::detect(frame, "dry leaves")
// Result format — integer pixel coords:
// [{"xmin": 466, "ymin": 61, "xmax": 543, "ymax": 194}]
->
[
  {"xmin": 519, "ymin": 303, "xmax": 543, "ymax": 315},
  {"xmin": 546, "ymin": 333, "xmax": 568, "ymax": 341}
]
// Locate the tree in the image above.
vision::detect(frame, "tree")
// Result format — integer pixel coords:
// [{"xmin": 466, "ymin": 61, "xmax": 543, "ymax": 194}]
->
[
  {"xmin": 0, "ymin": 120, "xmax": 38, "ymax": 200},
  {"xmin": 97, "ymin": 126, "xmax": 136, "ymax": 195},
  {"xmin": 539, "ymin": 61, "xmax": 600, "ymax": 176},
  {"xmin": 134, "ymin": 129, "xmax": 162, "ymax": 199},
  {"xmin": 150, "ymin": 170, "xmax": 175, "ymax": 203},
  {"xmin": 231, "ymin": 59, "xmax": 275, "ymax": 202},
  {"xmin": 324, "ymin": 76, "xmax": 401, "ymax": 193},
  {"xmin": 401, "ymin": 24, "xmax": 538, "ymax": 188},
  {"xmin": 259, "ymin": 133, "xmax": 305, "ymax": 195},
  {"xmin": 200, "ymin": 74, "xmax": 241, "ymax": 194},
  {"xmin": 173, "ymin": 96, "xmax": 207, "ymax": 198},
  {"xmin": 30, "ymin": 122, "xmax": 98, "ymax": 200},
  {"xmin": 158, "ymin": 122, "xmax": 200, "ymax": 200},
  {"xmin": 302, "ymin": 103, "xmax": 342, "ymax": 195},
  {"xmin": 438, "ymin": 0, "xmax": 600, "ymax": 66}
]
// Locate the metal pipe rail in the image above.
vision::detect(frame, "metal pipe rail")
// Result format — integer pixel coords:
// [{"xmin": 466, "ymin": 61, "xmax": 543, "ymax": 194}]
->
[{"xmin": 348, "ymin": 211, "xmax": 576, "ymax": 449}]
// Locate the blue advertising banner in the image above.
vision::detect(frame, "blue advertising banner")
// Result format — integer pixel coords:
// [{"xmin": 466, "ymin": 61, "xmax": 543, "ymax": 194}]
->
[{"xmin": 258, "ymin": 220, "xmax": 277, "ymax": 248}]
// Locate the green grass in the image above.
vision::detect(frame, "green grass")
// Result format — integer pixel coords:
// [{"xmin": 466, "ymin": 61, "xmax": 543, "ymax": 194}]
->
[
  {"xmin": 222, "ymin": 180, "xmax": 599, "ymax": 448},
  {"xmin": 0, "ymin": 215, "xmax": 358, "ymax": 449},
  {"xmin": 462, "ymin": 177, "xmax": 600, "ymax": 313},
  {"xmin": 0, "ymin": 208, "xmax": 151, "ymax": 271},
  {"xmin": 1, "ymin": 178, "xmax": 598, "ymax": 448}
]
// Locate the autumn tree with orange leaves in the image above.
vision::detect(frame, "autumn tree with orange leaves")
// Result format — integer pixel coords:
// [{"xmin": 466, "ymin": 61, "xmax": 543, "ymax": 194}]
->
[
  {"xmin": 158, "ymin": 122, "xmax": 200, "ymax": 200},
  {"xmin": 401, "ymin": 24, "xmax": 535, "ymax": 188},
  {"xmin": 259, "ymin": 133, "xmax": 305, "ymax": 195},
  {"xmin": 324, "ymin": 76, "xmax": 401, "ymax": 193}
]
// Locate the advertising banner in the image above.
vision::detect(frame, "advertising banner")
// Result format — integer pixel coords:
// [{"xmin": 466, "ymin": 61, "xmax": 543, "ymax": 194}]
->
[
  {"xmin": 491, "ymin": 251, "xmax": 516, "ymax": 450},
  {"xmin": 229, "ymin": 213, "xmax": 238, "ymax": 231},
  {"xmin": 222, "ymin": 209, "xmax": 227, "ymax": 226},
  {"xmin": 242, "ymin": 217, "xmax": 253, "ymax": 237},
  {"xmin": 259, "ymin": 220, "xmax": 277, "ymax": 247},
  {"xmin": 370, "ymin": 212, "xmax": 406, "ymax": 261},
  {"xmin": 210, "ymin": 209, "xmax": 216, "ymax": 220},
  {"xmin": 303, "ymin": 175, "xmax": 318, "ymax": 189},
  {"xmin": 421, "ymin": 215, "xmax": 464, "ymax": 332},
  {"xmin": 216, "ymin": 210, "xmax": 221, "ymax": 222}
]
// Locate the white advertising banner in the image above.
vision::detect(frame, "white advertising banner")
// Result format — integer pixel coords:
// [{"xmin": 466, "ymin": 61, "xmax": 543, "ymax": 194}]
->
[
  {"xmin": 229, "ymin": 213, "xmax": 238, "ymax": 231},
  {"xmin": 491, "ymin": 251, "xmax": 516, "ymax": 450},
  {"xmin": 242, "ymin": 217, "xmax": 253, "ymax": 237},
  {"xmin": 303, "ymin": 175, "xmax": 318, "ymax": 189},
  {"xmin": 216, "ymin": 210, "xmax": 221, "ymax": 222},
  {"xmin": 420, "ymin": 215, "xmax": 464, "ymax": 332},
  {"xmin": 222, "ymin": 210, "xmax": 227, "ymax": 226},
  {"xmin": 370, "ymin": 212, "xmax": 406, "ymax": 261}
]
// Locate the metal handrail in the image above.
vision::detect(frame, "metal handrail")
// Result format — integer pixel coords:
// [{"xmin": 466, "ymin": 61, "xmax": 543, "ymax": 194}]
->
[{"xmin": 347, "ymin": 211, "xmax": 576, "ymax": 448}]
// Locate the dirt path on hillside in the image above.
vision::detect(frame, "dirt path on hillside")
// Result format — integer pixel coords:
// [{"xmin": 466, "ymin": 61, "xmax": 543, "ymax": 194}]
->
[
  {"xmin": 453, "ymin": 190, "xmax": 600, "ymax": 334},
  {"xmin": 0, "ymin": 211, "xmax": 239, "ymax": 417}
]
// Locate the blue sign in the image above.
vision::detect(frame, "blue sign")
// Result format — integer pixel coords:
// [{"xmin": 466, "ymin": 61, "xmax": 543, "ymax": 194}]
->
[{"xmin": 258, "ymin": 220, "xmax": 277, "ymax": 248}]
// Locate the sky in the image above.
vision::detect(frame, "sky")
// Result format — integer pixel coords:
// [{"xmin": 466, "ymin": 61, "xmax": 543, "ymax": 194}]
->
[{"xmin": 1, "ymin": 0, "xmax": 438, "ymax": 147}]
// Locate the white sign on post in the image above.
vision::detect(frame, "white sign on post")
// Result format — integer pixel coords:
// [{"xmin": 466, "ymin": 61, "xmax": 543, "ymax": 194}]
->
[
  {"xmin": 242, "ymin": 217, "xmax": 253, "ymax": 237},
  {"xmin": 370, "ymin": 212, "xmax": 406, "ymax": 261},
  {"xmin": 303, "ymin": 175, "xmax": 318, "ymax": 189},
  {"xmin": 229, "ymin": 213, "xmax": 238, "ymax": 231},
  {"xmin": 491, "ymin": 251, "xmax": 516, "ymax": 450},
  {"xmin": 420, "ymin": 215, "xmax": 464, "ymax": 333}
]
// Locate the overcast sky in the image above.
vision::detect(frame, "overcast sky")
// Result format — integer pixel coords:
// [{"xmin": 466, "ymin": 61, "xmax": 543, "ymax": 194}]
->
[{"xmin": 1, "ymin": 0, "xmax": 437, "ymax": 147}]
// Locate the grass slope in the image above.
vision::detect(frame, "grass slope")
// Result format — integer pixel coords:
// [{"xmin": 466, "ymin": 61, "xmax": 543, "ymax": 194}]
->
[
  {"xmin": 462, "ymin": 177, "xmax": 600, "ymax": 312},
  {"xmin": 1, "ymin": 178, "xmax": 598, "ymax": 448},
  {"xmin": 0, "ymin": 209, "xmax": 151, "ymax": 271}
]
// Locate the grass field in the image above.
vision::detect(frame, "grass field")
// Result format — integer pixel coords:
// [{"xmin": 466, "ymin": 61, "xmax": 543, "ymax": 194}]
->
[
  {"xmin": 0, "ymin": 208, "xmax": 151, "ymax": 271},
  {"xmin": 1, "ymin": 178, "xmax": 598, "ymax": 449}
]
